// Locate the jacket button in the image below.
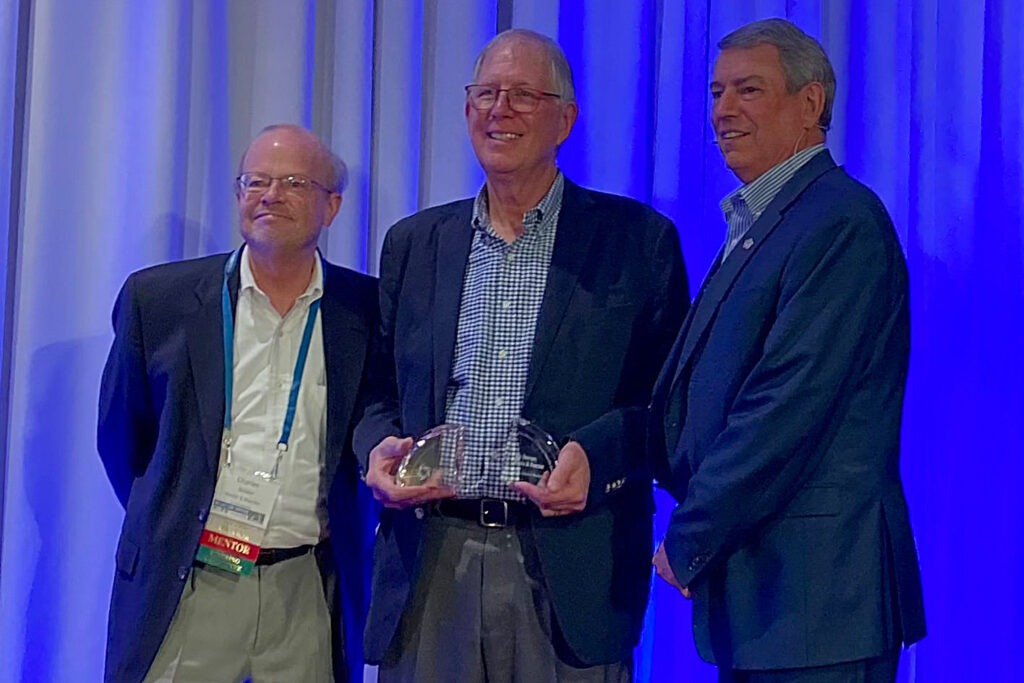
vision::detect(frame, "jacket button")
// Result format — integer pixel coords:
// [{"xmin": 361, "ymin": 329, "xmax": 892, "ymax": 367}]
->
[
  {"xmin": 197, "ymin": 509, "xmax": 208, "ymax": 522},
  {"xmin": 177, "ymin": 566, "xmax": 189, "ymax": 581}
]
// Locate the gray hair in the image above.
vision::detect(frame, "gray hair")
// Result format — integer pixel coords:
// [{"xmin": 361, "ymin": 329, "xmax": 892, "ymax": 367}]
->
[
  {"xmin": 241, "ymin": 123, "xmax": 349, "ymax": 193},
  {"xmin": 718, "ymin": 18, "xmax": 836, "ymax": 131},
  {"xmin": 472, "ymin": 29, "xmax": 576, "ymax": 105}
]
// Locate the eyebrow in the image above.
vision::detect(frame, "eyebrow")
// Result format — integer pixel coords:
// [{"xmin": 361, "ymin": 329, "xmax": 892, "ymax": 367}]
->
[{"xmin": 710, "ymin": 75, "xmax": 769, "ymax": 90}]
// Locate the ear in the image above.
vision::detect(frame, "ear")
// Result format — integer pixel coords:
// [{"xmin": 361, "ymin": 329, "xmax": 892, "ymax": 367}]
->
[
  {"xmin": 556, "ymin": 101, "xmax": 579, "ymax": 146},
  {"xmin": 799, "ymin": 81, "xmax": 826, "ymax": 129},
  {"xmin": 322, "ymin": 192, "xmax": 342, "ymax": 228}
]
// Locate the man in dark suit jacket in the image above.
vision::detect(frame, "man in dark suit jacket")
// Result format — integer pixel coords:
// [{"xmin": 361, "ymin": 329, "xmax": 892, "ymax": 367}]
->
[
  {"xmin": 354, "ymin": 29, "xmax": 688, "ymax": 681},
  {"xmin": 98, "ymin": 125, "xmax": 378, "ymax": 682},
  {"xmin": 651, "ymin": 19, "xmax": 926, "ymax": 682}
]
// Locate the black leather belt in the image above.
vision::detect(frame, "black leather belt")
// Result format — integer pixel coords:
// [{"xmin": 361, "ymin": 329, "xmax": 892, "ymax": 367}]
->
[
  {"xmin": 255, "ymin": 544, "xmax": 315, "ymax": 566},
  {"xmin": 433, "ymin": 498, "xmax": 532, "ymax": 528}
]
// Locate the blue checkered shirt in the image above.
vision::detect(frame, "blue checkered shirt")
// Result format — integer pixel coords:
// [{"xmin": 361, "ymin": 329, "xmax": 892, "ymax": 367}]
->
[{"xmin": 444, "ymin": 173, "xmax": 564, "ymax": 501}]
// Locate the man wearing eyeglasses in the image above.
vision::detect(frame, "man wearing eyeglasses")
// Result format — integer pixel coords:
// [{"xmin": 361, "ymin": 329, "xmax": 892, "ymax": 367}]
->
[
  {"xmin": 98, "ymin": 124, "xmax": 379, "ymax": 682},
  {"xmin": 355, "ymin": 29, "xmax": 688, "ymax": 681}
]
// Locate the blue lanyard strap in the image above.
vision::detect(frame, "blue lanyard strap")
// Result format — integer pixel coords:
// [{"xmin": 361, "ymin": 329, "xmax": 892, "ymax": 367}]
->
[
  {"xmin": 279, "ymin": 297, "xmax": 321, "ymax": 450},
  {"xmin": 222, "ymin": 249, "xmax": 241, "ymax": 437},
  {"xmin": 221, "ymin": 246, "xmax": 322, "ymax": 453}
]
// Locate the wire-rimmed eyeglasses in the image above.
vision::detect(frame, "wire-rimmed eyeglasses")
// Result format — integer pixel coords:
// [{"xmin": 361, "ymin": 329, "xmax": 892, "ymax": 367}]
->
[
  {"xmin": 236, "ymin": 172, "xmax": 334, "ymax": 196},
  {"xmin": 464, "ymin": 84, "xmax": 561, "ymax": 113}
]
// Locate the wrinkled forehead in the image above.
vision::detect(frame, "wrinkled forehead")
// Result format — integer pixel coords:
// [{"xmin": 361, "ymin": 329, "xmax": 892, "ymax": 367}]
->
[
  {"xmin": 476, "ymin": 36, "xmax": 553, "ymax": 86},
  {"xmin": 241, "ymin": 129, "xmax": 326, "ymax": 174}
]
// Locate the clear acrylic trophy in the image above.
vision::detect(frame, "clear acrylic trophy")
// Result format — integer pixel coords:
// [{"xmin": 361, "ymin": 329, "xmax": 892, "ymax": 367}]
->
[
  {"xmin": 395, "ymin": 424, "xmax": 466, "ymax": 489},
  {"xmin": 500, "ymin": 418, "xmax": 561, "ymax": 485}
]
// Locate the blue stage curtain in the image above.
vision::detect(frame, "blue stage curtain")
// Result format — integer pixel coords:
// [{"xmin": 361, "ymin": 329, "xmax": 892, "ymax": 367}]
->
[{"xmin": 1, "ymin": 1, "xmax": 1020, "ymax": 681}]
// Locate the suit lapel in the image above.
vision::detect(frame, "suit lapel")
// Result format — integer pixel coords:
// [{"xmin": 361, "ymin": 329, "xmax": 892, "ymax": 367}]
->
[
  {"xmin": 432, "ymin": 206, "xmax": 474, "ymax": 423},
  {"xmin": 185, "ymin": 255, "xmax": 235, "ymax": 481},
  {"xmin": 321, "ymin": 262, "xmax": 365, "ymax": 473},
  {"xmin": 525, "ymin": 180, "xmax": 596, "ymax": 400},
  {"xmin": 671, "ymin": 151, "xmax": 839, "ymax": 387}
]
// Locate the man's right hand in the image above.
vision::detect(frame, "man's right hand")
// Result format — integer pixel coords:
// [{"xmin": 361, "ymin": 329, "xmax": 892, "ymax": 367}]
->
[{"xmin": 364, "ymin": 436, "xmax": 456, "ymax": 509}]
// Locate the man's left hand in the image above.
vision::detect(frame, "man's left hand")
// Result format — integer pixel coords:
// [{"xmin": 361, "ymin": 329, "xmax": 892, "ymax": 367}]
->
[
  {"xmin": 653, "ymin": 542, "xmax": 691, "ymax": 598},
  {"xmin": 511, "ymin": 440, "xmax": 590, "ymax": 517}
]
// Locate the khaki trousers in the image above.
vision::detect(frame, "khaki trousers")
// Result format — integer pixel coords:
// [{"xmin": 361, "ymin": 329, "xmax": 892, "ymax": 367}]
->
[{"xmin": 144, "ymin": 551, "xmax": 332, "ymax": 683}]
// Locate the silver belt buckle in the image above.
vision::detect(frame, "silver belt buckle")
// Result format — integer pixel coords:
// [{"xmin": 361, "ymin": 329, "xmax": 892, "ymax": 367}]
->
[{"xmin": 479, "ymin": 499, "xmax": 508, "ymax": 528}]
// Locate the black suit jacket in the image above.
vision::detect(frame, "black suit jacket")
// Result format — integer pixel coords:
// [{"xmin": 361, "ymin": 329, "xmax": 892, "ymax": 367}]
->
[
  {"xmin": 652, "ymin": 152, "xmax": 926, "ymax": 669},
  {"xmin": 353, "ymin": 178, "xmax": 689, "ymax": 665},
  {"xmin": 97, "ymin": 252, "xmax": 380, "ymax": 683}
]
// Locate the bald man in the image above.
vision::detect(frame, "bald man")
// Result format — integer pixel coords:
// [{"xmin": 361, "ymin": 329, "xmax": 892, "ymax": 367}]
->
[{"xmin": 98, "ymin": 124, "xmax": 379, "ymax": 682}]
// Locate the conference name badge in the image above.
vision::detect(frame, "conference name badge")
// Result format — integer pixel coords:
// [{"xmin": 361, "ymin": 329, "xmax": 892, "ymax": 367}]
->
[{"xmin": 195, "ymin": 469, "xmax": 279, "ymax": 576}]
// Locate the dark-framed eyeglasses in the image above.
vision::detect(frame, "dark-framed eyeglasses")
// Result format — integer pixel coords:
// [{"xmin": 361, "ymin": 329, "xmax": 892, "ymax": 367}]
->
[
  {"xmin": 236, "ymin": 172, "xmax": 333, "ymax": 196},
  {"xmin": 464, "ymin": 84, "xmax": 561, "ymax": 113}
]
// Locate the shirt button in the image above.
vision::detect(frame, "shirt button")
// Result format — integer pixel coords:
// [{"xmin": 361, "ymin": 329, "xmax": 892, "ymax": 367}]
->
[
  {"xmin": 502, "ymin": 300, "xmax": 511, "ymax": 310},
  {"xmin": 495, "ymin": 397, "xmax": 505, "ymax": 407},
  {"xmin": 414, "ymin": 507, "xmax": 425, "ymax": 520},
  {"xmin": 498, "ymin": 349, "xmax": 507, "ymax": 359}
]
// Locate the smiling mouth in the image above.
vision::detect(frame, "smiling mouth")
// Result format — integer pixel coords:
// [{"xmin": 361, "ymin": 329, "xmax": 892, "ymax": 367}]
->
[
  {"xmin": 488, "ymin": 132, "xmax": 522, "ymax": 141},
  {"xmin": 719, "ymin": 131, "xmax": 748, "ymax": 141}
]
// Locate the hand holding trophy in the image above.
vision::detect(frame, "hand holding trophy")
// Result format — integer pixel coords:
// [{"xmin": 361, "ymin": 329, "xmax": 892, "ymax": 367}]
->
[
  {"xmin": 395, "ymin": 424, "xmax": 466, "ymax": 489},
  {"xmin": 505, "ymin": 419, "xmax": 590, "ymax": 517}
]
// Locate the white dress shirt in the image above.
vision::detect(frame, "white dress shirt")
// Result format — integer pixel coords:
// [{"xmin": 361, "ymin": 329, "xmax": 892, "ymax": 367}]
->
[{"xmin": 228, "ymin": 249, "xmax": 327, "ymax": 548}]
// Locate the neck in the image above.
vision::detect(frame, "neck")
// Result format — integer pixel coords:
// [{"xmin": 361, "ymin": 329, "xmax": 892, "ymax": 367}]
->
[
  {"xmin": 484, "ymin": 165, "xmax": 558, "ymax": 243},
  {"xmin": 792, "ymin": 127, "xmax": 825, "ymax": 156},
  {"xmin": 245, "ymin": 244, "xmax": 317, "ymax": 317}
]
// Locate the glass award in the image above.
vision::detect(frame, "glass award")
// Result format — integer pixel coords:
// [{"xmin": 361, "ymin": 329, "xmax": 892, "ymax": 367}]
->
[
  {"xmin": 395, "ymin": 424, "xmax": 465, "ymax": 489},
  {"xmin": 503, "ymin": 418, "xmax": 561, "ymax": 485}
]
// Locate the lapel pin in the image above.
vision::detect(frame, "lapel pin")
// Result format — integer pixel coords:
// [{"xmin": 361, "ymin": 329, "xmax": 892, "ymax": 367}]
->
[{"xmin": 742, "ymin": 238, "xmax": 754, "ymax": 250}]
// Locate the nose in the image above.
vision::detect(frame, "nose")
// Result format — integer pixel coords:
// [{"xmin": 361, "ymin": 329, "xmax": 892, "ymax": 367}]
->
[
  {"xmin": 260, "ymin": 178, "xmax": 286, "ymax": 202},
  {"xmin": 712, "ymin": 88, "xmax": 738, "ymax": 121},
  {"xmin": 490, "ymin": 89, "xmax": 514, "ymax": 116}
]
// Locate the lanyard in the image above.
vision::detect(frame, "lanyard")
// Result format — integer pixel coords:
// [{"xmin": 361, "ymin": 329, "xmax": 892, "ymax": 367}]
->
[{"xmin": 221, "ymin": 246, "xmax": 322, "ymax": 473}]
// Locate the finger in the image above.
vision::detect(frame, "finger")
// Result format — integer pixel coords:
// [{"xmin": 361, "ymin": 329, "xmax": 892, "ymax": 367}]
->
[
  {"xmin": 510, "ymin": 481, "xmax": 547, "ymax": 506},
  {"xmin": 658, "ymin": 571, "xmax": 683, "ymax": 592},
  {"xmin": 511, "ymin": 479, "xmax": 585, "ymax": 511},
  {"xmin": 546, "ymin": 459, "xmax": 574, "ymax": 492},
  {"xmin": 374, "ymin": 436, "xmax": 414, "ymax": 460},
  {"xmin": 380, "ymin": 484, "xmax": 454, "ymax": 508}
]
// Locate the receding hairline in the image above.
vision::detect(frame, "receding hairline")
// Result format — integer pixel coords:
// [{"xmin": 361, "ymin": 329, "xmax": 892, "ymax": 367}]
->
[
  {"xmin": 238, "ymin": 124, "xmax": 348, "ymax": 192},
  {"xmin": 471, "ymin": 29, "xmax": 576, "ymax": 104}
]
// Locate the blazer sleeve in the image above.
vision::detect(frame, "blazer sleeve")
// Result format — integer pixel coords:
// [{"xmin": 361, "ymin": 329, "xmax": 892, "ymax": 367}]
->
[
  {"xmin": 97, "ymin": 276, "xmax": 157, "ymax": 508},
  {"xmin": 664, "ymin": 205, "xmax": 908, "ymax": 587},
  {"xmin": 572, "ymin": 214, "xmax": 689, "ymax": 507}
]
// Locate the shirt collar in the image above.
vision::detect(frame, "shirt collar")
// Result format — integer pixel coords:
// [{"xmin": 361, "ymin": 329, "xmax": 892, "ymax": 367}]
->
[
  {"xmin": 471, "ymin": 171, "xmax": 565, "ymax": 235},
  {"xmin": 720, "ymin": 143, "xmax": 827, "ymax": 220},
  {"xmin": 240, "ymin": 246, "xmax": 324, "ymax": 301}
]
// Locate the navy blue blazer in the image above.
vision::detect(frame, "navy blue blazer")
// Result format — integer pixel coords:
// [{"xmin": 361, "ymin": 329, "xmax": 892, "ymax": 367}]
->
[
  {"xmin": 97, "ymin": 252, "xmax": 380, "ymax": 683},
  {"xmin": 652, "ymin": 151, "xmax": 926, "ymax": 669},
  {"xmin": 353, "ymin": 178, "xmax": 689, "ymax": 666}
]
